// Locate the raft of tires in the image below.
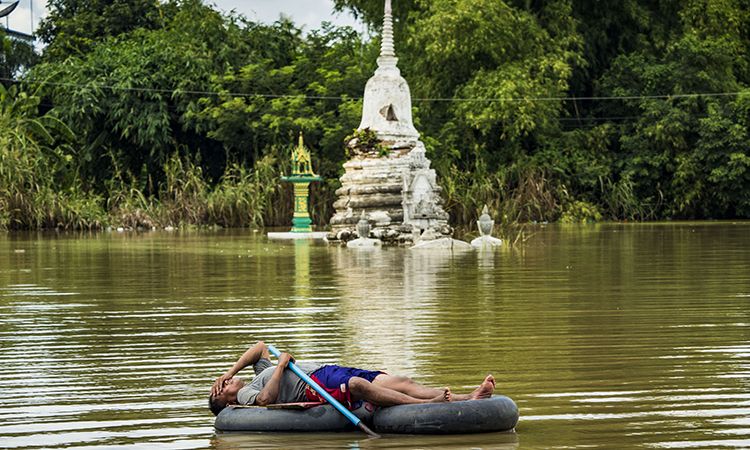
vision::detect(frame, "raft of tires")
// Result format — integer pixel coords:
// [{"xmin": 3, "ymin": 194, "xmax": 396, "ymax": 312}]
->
[{"xmin": 215, "ymin": 395, "xmax": 519, "ymax": 435}]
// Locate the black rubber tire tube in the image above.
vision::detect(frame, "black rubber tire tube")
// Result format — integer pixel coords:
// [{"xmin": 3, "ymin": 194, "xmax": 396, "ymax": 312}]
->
[
  {"xmin": 372, "ymin": 396, "xmax": 519, "ymax": 435},
  {"xmin": 214, "ymin": 396, "xmax": 518, "ymax": 435},
  {"xmin": 215, "ymin": 403, "xmax": 373, "ymax": 432}
]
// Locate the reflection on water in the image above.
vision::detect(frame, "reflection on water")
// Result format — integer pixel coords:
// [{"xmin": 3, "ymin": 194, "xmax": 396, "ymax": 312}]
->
[
  {"xmin": 330, "ymin": 246, "xmax": 462, "ymax": 376},
  {"xmin": 212, "ymin": 431, "xmax": 519, "ymax": 450},
  {"xmin": 0, "ymin": 224, "xmax": 749, "ymax": 449}
]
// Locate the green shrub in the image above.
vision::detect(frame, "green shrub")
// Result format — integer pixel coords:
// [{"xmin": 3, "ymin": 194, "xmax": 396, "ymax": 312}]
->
[
  {"xmin": 209, "ymin": 155, "xmax": 280, "ymax": 228},
  {"xmin": 561, "ymin": 201, "xmax": 603, "ymax": 223}
]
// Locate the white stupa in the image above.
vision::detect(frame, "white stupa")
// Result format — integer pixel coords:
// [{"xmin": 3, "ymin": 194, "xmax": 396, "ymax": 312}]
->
[
  {"xmin": 329, "ymin": 0, "xmax": 451, "ymax": 244},
  {"xmin": 358, "ymin": 0, "xmax": 419, "ymax": 144}
]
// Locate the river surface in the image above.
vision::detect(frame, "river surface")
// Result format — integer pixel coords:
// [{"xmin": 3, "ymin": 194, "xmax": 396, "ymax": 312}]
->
[{"xmin": 1, "ymin": 223, "xmax": 749, "ymax": 449}]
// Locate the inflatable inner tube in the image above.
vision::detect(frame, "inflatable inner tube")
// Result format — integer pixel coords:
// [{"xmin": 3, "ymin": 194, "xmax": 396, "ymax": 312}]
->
[
  {"xmin": 215, "ymin": 402, "xmax": 373, "ymax": 432},
  {"xmin": 215, "ymin": 396, "xmax": 518, "ymax": 435},
  {"xmin": 373, "ymin": 395, "xmax": 518, "ymax": 434}
]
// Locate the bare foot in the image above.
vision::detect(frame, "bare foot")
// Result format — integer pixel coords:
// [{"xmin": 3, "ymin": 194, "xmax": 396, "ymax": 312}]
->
[
  {"xmin": 444, "ymin": 387, "xmax": 452, "ymax": 402},
  {"xmin": 469, "ymin": 375, "xmax": 495, "ymax": 400},
  {"xmin": 428, "ymin": 388, "xmax": 451, "ymax": 403}
]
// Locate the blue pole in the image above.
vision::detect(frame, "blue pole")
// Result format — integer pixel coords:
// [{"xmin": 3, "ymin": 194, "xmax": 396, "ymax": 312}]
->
[{"xmin": 267, "ymin": 344, "xmax": 379, "ymax": 437}]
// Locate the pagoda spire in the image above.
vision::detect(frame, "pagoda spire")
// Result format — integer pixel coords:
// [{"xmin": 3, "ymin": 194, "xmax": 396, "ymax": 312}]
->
[
  {"xmin": 358, "ymin": 0, "xmax": 419, "ymax": 140},
  {"xmin": 377, "ymin": 0, "xmax": 398, "ymax": 69},
  {"xmin": 380, "ymin": 0, "xmax": 396, "ymax": 59}
]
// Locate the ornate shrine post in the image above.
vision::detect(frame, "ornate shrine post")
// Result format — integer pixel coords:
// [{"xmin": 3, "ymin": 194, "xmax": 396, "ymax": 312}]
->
[{"xmin": 281, "ymin": 133, "xmax": 322, "ymax": 233}]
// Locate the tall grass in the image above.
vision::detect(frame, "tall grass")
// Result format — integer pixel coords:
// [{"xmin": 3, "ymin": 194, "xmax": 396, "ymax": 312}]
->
[
  {"xmin": 208, "ymin": 155, "xmax": 279, "ymax": 228},
  {"xmin": 440, "ymin": 159, "xmax": 562, "ymax": 245},
  {"xmin": 106, "ymin": 175, "xmax": 159, "ymax": 230},
  {"xmin": 601, "ymin": 176, "xmax": 656, "ymax": 221},
  {"xmin": 159, "ymin": 153, "xmax": 211, "ymax": 226},
  {"xmin": 0, "ymin": 84, "xmax": 106, "ymax": 230},
  {"xmin": 104, "ymin": 153, "xmax": 284, "ymax": 229}
]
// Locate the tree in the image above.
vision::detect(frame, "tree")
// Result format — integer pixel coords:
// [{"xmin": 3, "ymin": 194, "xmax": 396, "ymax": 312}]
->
[
  {"xmin": 332, "ymin": 0, "xmax": 421, "ymax": 31},
  {"xmin": 192, "ymin": 21, "xmax": 377, "ymax": 223},
  {"xmin": 37, "ymin": 0, "xmax": 163, "ymax": 61},
  {"xmin": 0, "ymin": 31, "xmax": 38, "ymax": 82},
  {"xmin": 599, "ymin": 0, "xmax": 750, "ymax": 218},
  {"xmin": 0, "ymin": 83, "xmax": 103, "ymax": 229},
  {"xmin": 7, "ymin": 0, "xmax": 750, "ymax": 229},
  {"xmin": 30, "ymin": 0, "xmax": 253, "ymax": 191}
]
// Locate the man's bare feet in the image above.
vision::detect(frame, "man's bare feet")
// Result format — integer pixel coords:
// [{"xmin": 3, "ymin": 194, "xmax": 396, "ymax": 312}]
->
[
  {"xmin": 469, "ymin": 375, "xmax": 495, "ymax": 400},
  {"xmin": 428, "ymin": 388, "xmax": 451, "ymax": 403}
]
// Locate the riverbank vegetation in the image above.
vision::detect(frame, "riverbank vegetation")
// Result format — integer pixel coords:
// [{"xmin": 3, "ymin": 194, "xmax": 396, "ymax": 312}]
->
[{"xmin": 1, "ymin": 0, "xmax": 749, "ymax": 230}]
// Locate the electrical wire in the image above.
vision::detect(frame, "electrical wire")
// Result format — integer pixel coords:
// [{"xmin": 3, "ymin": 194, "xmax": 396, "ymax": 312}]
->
[{"xmin": 2, "ymin": 76, "xmax": 747, "ymax": 103}]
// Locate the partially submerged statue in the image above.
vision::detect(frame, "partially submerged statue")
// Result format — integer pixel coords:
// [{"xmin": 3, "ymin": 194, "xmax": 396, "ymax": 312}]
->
[
  {"xmin": 347, "ymin": 211, "xmax": 382, "ymax": 248},
  {"xmin": 471, "ymin": 206, "xmax": 503, "ymax": 249},
  {"xmin": 409, "ymin": 228, "xmax": 473, "ymax": 251}
]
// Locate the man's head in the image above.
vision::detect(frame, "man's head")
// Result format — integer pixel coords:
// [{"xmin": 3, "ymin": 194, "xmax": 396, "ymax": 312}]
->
[{"xmin": 209, "ymin": 377, "xmax": 245, "ymax": 416}]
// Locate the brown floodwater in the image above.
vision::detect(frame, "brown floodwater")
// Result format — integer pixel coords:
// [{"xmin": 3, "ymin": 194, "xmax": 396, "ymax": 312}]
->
[{"xmin": 1, "ymin": 223, "xmax": 749, "ymax": 449}]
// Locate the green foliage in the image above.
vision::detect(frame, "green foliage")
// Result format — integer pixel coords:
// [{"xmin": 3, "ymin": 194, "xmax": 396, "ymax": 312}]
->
[
  {"xmin": 332, "ymin": 0, "xmax": 420, "ymax": 32},
  {"xmin": 191, "ymin": 21, "xmax": 375, "ymax": 226},
  {"xmin": 31, "ymin": 0, "xmax": 251, "ymax": 192},
  {"xmin": 103, "ymin": 153, "xmax": 283, "ymax": 230},
  {"xmin": 409, "ymin": 0, "xmax": 581, "ymax": 138},
  {"xmin": 2, "ymin": 0, "xmax": 750, "ymax": 232},
  {"xmin": 598, "ymin": 0, "xmax": 750, "ymax": 219},
  {"xmin": 158, "ymin": 153, "xmax": 211, "ymax": 226},
  {"xmin": 0, "ymin": 31, "xmax": 39, "ymax": 80},
  {"xmin": 106, "ymin": 174, "xmax": 160, "ymax": 230},
  {"xmin": 208, "ymin": 155, "xmax": 280, "ymax": 228},
  {"xmin": 345, "ymin": 128, "xmax": 388, "ymax": 157},
  {"xmin": 561, "ymin": 201, "xmax": 603, "ymax": 223},
  {"xmin": 0, "ymin": 84, "xmax": 105, "ymax": 230},
  {"xmin": 402, "ymin": 0, "xmax": 586, "ymax": 226},
  {"xmin": 11, "ymin": 2, "xmax": 375, "ymax": 230},
  {"xmin": 37, "ymin": 0, "xmax": 163, "ymax": 61},
  {"xmin": 192, "ymin": 22, "xmax": 374, "ymax": 168},
  {"xmin": 406, "ymin": 0, "xmax": 750, "ymax": 223},
  {"xmin": 691, "ymin": 92, "xmax": 750, "ymax": 217}
]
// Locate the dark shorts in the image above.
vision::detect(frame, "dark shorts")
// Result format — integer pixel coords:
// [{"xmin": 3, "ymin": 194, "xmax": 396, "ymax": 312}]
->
[{"xmin": 305, "ymin": 365, "xmax": 385, "ymax": 408}]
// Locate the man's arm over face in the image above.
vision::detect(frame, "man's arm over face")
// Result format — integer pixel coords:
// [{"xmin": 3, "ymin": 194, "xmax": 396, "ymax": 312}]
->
[
  {"xmin": 254, "ymin": 352, "xmax": 293, "ymax": 406},
  {"xmin": 212, "ymin": 341, "xmax": 270, "ymax": 396}
]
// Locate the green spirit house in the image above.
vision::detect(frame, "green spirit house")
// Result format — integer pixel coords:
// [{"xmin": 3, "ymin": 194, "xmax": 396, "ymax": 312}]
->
[{"xmin": 268, "ymin": 133, "xmax": 327, "ymax": 240}]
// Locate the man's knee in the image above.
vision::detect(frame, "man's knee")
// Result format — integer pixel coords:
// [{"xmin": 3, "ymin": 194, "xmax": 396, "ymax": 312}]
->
[
  {"xmin": 348, "ymin": 377, "xmax": 369, "ymax": 395},
  {"xmin": 377, "ymin": 375, "xmax": 411, "ymax": 387}
]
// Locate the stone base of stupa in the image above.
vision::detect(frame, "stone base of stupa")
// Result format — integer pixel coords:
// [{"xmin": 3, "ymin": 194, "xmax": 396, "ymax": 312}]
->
[
  {"xmin": 268, "ymin": 231, "xmax": 328, "ymax": 241},
  {"xmin": 328, "ymin": 141, "xmax": 452, "ymax": 245}
]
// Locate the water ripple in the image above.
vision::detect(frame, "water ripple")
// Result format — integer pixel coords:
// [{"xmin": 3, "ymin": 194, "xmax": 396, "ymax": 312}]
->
[{"xmin": 1, "ymin": 225, "xmax": 749, "ymax": 449}]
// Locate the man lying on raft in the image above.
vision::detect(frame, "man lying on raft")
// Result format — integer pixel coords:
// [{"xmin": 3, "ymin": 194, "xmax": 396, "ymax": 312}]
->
[{"xmin": 209, "ymin": 341, "xmax": 495, "ymax": 416}]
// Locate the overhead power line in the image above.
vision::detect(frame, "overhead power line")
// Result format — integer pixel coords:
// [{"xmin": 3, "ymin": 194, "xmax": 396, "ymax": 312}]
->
[{"xmin": 1, "ymin": 76, "xmax": 747, "ymax": 103}]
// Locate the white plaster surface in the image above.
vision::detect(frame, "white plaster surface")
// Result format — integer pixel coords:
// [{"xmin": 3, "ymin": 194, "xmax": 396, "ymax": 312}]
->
[
  {"xmin": 410, "ymin": 238, "xmax": 473, "ymax": 251},
  {"xmin": 471, "ymin": 236, "xmax": 504, "ymax": 249},
  {"xmin": 267, "ymin": 232, "xmax": 329, "ymax": 240},
  {"xmin": 328, "ymin": 0, "xmax": 450, "ymax": 243},
  {"xmin": 346, "ymin": 238, "xmax": 382, "ymax": 248},
  {"xmin": 357, "ymin": 0, "xmax": 419, "ymax": 141}
]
